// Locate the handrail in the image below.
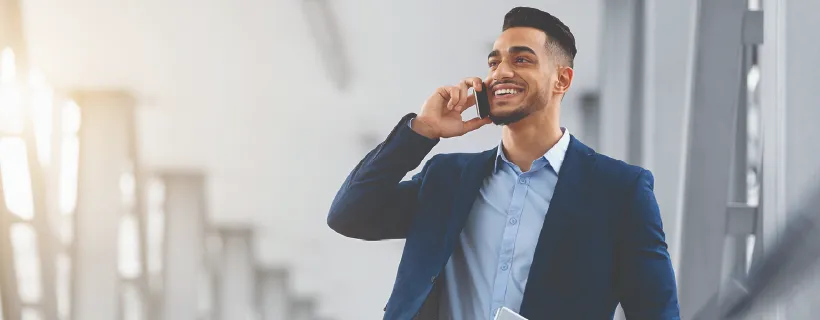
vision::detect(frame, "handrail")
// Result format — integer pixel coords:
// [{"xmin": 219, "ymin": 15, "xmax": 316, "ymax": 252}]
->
[{"xmin": 694, "ymin": 208, "xmax": 820, "ymax": 319}]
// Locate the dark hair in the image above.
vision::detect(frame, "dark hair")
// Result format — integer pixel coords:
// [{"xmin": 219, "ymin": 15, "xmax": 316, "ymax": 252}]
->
[{"xmin": 502, "ymin": 7, "xmax": 577, "ymax": 68}]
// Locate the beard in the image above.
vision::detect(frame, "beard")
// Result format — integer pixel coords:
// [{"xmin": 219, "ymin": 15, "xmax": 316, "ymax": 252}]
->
[{"xmin": 488, "ymin": 89, "xmax": 549, "ymax": 126}]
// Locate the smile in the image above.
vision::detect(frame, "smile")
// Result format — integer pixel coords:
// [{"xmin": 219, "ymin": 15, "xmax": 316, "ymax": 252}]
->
[
  {"xmin": 493, "ymin": 88, "xmax": 522, "ymax": 96},
  {"xmin": 492, "ymin": 86, "xmax": 524, "ymax": 102}
]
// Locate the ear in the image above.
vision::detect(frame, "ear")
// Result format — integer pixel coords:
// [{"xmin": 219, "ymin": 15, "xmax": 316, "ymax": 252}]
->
[{"xmin": 554, "ymin": 66, "xmax": 574, "ymax": 95}]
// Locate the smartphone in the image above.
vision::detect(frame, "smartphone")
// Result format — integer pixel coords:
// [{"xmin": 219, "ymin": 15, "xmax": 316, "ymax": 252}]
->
[
  {"xmin": 494, "ymin": 307, "xmax": 528, "ymax": 320},
  {"xmin": 475, "ymin": 82, "xmax": 491, "ymax": 119}
]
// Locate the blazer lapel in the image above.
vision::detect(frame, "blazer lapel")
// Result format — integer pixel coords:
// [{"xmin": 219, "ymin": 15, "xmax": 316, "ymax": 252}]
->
[
  {"xmin": 520, "ymin": 136, "xmax": 597, "ymax": 313},
  {"xmin": 443, "ymin": 148, "xmax": 497, "ymax": 252}
]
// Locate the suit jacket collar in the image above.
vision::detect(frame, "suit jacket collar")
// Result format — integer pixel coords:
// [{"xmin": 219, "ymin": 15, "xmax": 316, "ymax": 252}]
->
[
  {"xmin": 444, "ymin": 135, "xmax": 596, "ymax": 261},
  {"xmin": 494, "ymin": 127, "xmax": 572, "ymax": 174}
]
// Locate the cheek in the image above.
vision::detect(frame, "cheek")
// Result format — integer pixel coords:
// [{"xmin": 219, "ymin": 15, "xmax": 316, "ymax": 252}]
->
[{"xmin": 526, "ymin": 82, "xmax": 548, "ymax": 95}]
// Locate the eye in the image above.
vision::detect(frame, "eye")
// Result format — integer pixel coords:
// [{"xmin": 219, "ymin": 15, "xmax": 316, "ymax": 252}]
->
[
  {"xmin": 515, "ymin": 57, "xmax": 530, "ymax": 64},
  {"xmin": 488, "ymin": 61, "xmax": 499, "ymax": 67}
]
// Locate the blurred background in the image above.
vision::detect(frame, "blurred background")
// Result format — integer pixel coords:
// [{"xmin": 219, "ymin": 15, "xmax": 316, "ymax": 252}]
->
[{"xmin": 0, "ymin": 0, "xmax": 818, "ymax": 319}]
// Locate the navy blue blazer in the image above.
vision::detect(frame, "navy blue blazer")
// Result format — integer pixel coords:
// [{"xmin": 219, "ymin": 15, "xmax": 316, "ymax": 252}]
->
[{"xmin": 328, "ymin": 114, "xmax": 680, "ymax": 319}]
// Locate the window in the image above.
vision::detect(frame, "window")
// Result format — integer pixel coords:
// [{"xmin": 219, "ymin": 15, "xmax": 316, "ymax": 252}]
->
[
  {"xmin": 146, "ymin": 177, "xmax": 166, "ymax": 291},
  {"xmin": 0, "ymin": 46, "xmax": 81, "ymax": 320},
  {"xmin": 10, "ymin": 223, "xmax": 42, "ymax": 303},
  {"xmin": 0, "ymin": 138, "xmax": 34, "ymax": 220}
]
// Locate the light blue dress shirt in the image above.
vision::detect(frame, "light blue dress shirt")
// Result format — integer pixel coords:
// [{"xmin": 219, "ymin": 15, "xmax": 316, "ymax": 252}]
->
[{"xmin": 438, "ymin": 128, "xmax": 570, "ymax": 320}]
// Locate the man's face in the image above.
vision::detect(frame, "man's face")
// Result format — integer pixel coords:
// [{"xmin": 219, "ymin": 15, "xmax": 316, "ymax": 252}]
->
[{"xmin": 486, "ymin": 27, "xmax": 555, "ymax": 125}]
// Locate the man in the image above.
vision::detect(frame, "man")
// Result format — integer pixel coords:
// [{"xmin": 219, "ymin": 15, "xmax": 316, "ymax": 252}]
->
[{"xmin": 328, "ymin": 7, "xmax": 680, "ymax": 320}]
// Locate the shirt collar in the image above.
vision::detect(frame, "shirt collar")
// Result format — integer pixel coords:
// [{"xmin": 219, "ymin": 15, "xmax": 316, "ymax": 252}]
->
[{"xmin": 494, "ymin": 127, "xmax": 571, "ymax": 174}]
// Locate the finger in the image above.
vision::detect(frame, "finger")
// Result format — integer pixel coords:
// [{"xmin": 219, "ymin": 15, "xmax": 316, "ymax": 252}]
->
[
  {"xmin": 461, "ymin": 77, "xmax": 484, "ymax": 90},
  {"xmin": 472, "ymin": 77, "xmax": 484, "ymax": 92},
  {"xmin": 442, "ymin": 86, "xmax": 455, "ymax": 110},
  {"xmin": 447, "ymin": 86, "xmax": 460, "ymax": 110},
  {"xmin": 455, "ymin": 82, "xmax": 470, "ymax": 111},
  {"xmin": 483, "ymin": 77, "xmax": 493, "ymax": 91},
  {"xmin": 436, "ymin": 87, "xmax": 452, "ymax": 110},
  {"xmin": 461, "ymin": 117, "xmax": 492, "ymax": 134}
]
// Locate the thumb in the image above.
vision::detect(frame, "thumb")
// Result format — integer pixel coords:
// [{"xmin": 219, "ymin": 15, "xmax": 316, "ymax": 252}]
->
[{"xmin": 461, "ymin": 117, "xmax": 492, "ymax": 135}]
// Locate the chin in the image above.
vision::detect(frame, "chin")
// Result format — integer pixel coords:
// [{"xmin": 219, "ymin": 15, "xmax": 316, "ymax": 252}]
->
[
  {"xmin": 489, "ymin": 110, "xmax": 528, "ymax": 126},
  {"xmin": 489, "ymin": 101, "xmax": 540, "ymax": 125}
]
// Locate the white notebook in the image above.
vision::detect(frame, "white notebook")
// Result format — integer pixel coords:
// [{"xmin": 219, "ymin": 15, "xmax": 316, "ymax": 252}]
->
[{"xmin": 494, "ymin": 307, "xmax": 528, "ymax": 320}]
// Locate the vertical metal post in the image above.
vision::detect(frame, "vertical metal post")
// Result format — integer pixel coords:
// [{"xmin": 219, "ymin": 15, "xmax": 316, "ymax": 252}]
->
[
  {"xmin": 720, "ymin": 42, "xmax": 755, "ymax": 289},
  {"xmin": 161, "ymin": 172, "xmax": 208, "ymax": 320},
  {"xmin": 130, "ymin": 118, "xmax": 152, "ymax": 320},
  {"xmin": 0, "ymin": 166, "xmax": 21, "ymax": 320},
  {"xmin": 289, "ymin": 297, "xmax": 315, "ymax": 320},
  {"xmin": 598, "ymin": 0, "xmax": 642, "ymax": 163},
  {"xmin": 578, "ymin": 91, "xmax": 601, "ymax": 150},
  {"xmin": 217, "ymin": 226, "xmax": 258, "ymax": 320},
  {"xmin": 626, "ymin": 0, "xmax": 646, "ymax": 166},
  {"xmin": 205, "ymin": 229, "xmax": 224, "ymax": 320},
  {"xmin": 640, "ymin": 0, "xmax": 698, "ymax": 272},
  {"xmin": 257, "ymin": 268, "xmax": 290, "ymax": 320},
  {"xmin": 676, "ymin": 0, "xmax": 747, "ymax": 318},
  {"xmin": 71, "ymin": 91, "xmax": 136, "ymax": 320}
]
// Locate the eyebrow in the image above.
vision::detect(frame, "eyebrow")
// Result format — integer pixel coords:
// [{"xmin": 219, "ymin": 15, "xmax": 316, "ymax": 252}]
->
[{"xmin": 488, "ymin": 46, "xmax": 537, "ymax": 59}]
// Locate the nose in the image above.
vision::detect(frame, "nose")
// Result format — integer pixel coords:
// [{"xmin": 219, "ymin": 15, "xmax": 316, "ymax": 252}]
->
[{"xmin": 491, "ymin": 61, "xmax": 514, "ymax": 81}]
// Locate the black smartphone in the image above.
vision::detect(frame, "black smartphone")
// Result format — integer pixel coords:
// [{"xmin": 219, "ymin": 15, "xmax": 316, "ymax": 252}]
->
[{"xmin": 475, "ymin": 82, "xmax": 491, "ymax": 119}]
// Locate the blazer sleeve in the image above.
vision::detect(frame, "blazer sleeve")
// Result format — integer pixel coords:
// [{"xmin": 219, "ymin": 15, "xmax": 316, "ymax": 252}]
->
[
  {"xmin": 327, "ymin": 113, "xmax": 439, "ymax": 241},
  {"xmin": 618, "ymin": 169, "xmax": 681, "ymax": 319}
]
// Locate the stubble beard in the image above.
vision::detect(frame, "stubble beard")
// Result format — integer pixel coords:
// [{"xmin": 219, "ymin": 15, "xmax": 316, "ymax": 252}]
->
[{"xmin": 489, "ymin": 88, "xmax": 550, "ymax": 126}]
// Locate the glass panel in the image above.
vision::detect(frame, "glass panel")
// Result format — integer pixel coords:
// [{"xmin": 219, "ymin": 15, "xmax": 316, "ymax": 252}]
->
[
  {"xmin": 118, "ymin": 214, "xmax": 142, "ymax": 278},
  {"xmin": 0, "ymin": 138, "xmax": 34, "ymax": 219},
  {"xmin": 0, "ymin": 48, "xmax": 15, "ymax": 83},
  {"xmin": 10, "ymin": 223, "xmax": 42, "ymax": 303},
  {"xmin": 29, "ymin": 69, "xmax": 53, "ymax": 166},
  {"xmin": 59, "ymin": 135, "xmax": 79, "ymax": 215},
  {"xmin": 120, "ymin": 169, "xmax": 136, "ymax": 211},
  {"xmin": 58, "ymin": 215, "xmax": 73, "ymax": 245},
  {"xmin": 61, "ymin": 101, "xmax": 81, "ymax": 135},
  {"xmin": 146, "ymin": 177, "xmax": 165, "ymax": 279},
  {"xmin": 21, "ymin": 308, "xmax": 41, "ymax": 320},
  {"xmin": 0, "ymin": 48, "xmax": 22, "ymax": 134},
  {"xmin": 746, "ymin": 63, "xmax": 762, "ymax": 208},
  {"xmin": 205, "ymin": 233, "xmax": 223, "ymax": 272},
  {"xmin": 745, "ymin": 234, "xmax": 756, "ymax": 274},
  {"xmin": 197, "ymin": 268, "xmax": 213, "ymax": 318},
  {"xmin": 121, "ymin": 283, "xmax": 143, "ymax": 320},
  {"xmin": 56, "ymin": 253, "xmax": 71, "ymax": 320}
]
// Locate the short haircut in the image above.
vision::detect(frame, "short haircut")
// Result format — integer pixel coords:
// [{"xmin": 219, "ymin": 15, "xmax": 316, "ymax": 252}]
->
[{"xmin": 502, "ymin": 7, "xmax": 577, "ymax": 68}]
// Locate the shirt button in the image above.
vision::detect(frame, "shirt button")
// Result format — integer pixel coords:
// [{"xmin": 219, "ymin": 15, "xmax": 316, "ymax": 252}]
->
[
  {"xmin": 518, "ymin": 177, "xmax": 527, "ymax": 184},
  {"xmin": 509, "ymin": 218, "xmax": 518, "ymax": 225},
  {"xmin": 501, "ymin": 264, "xmax": 509, "ymax": 271},
  {"xmin": 431, "ymin": 276, "xmax": 436, "ymax": 283}
]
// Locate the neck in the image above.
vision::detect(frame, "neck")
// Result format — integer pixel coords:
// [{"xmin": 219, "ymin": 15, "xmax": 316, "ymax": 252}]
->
[{"xmin": 500, "ymin": 104, "xmax": 563, "ymax": 172}]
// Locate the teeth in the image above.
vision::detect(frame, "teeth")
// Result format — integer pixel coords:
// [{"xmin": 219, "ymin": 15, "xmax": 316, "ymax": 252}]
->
[{"xmin": 495, "ymin": 88, "xmax": 519, "ymax": 96}]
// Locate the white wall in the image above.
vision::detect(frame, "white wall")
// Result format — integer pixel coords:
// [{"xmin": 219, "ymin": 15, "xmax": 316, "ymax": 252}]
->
[{"xmin": 20, "ymin": 1, "xmax": 603, "ymax": 318}]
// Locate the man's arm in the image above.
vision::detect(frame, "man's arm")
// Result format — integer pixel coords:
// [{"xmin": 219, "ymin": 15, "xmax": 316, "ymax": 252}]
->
[
  {"xmin": 328, "ymin": 77, "xmax": 491, "ymax": 240},
  {"xmin": 327, "ymin": 113, "xmax": 439, "ymax": 241},
  {"xmin": 618, "ymin": 169, "xmax": 681, "ymax": 319}
]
